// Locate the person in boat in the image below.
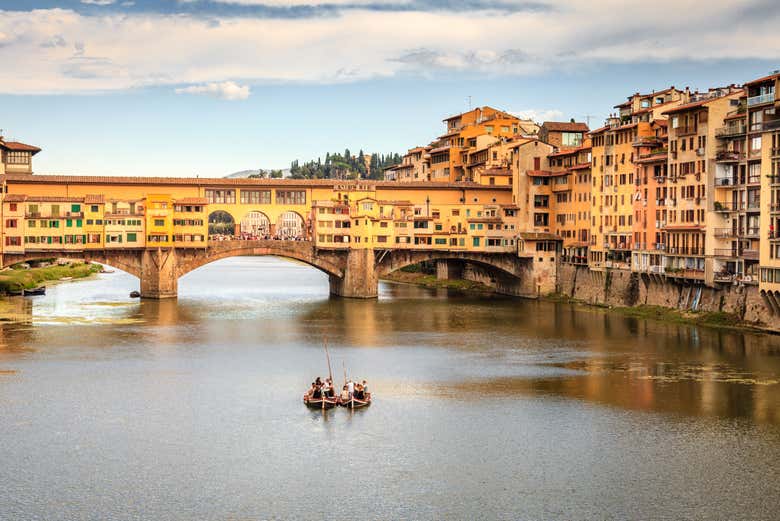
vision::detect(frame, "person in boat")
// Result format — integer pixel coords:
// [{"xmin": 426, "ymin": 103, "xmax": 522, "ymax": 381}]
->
[
  {"xmin": 321, "ymin": 379, "xmax": 331, "ymax": 398},
  {"xmin": 362, "ymin": 380, "xmax": 369, "ymax": 398},
  {"xmin": 346, "ymin": 379, "xmax": 354, "ymax": 400},
  {"xmin": 324, "ymin": 378, "xmax": 335, "ymax": 398},
  {"xmin": 311, "ymin": 381, "xmax": 322, "ymax": 399},
  {"xmin": 354, "ymin": 382, "xmax": 364, "ymax": 400}
]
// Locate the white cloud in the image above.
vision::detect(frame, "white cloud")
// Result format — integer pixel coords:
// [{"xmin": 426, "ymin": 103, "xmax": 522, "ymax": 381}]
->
[
  {"xmin": 81, "ymin": 0, "xmax": 116, "ymax": 5},
  {"xmin": 175, "ymin": 81, "xmax": 251, "ymax": 100},
  {"xmin": 0, "ymin": 3, "xmax": 778, "ymax": 95},
  {"xmin": 511, "ymin": 109, "xmax": 564, "ymax": 123}
]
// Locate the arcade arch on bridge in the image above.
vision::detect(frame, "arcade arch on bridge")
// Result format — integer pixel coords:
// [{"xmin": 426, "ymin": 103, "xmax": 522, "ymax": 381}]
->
[
  {"xmin": 276, "ymin": 211, "xmax": 305, "ymax": 239},
  {"xmin": 240, "ymin": 211, "xmax": 271, "ymax": 238},
  {"xmin": 208, "ymin": 210, "xmax": 236, "ymax": 237}
]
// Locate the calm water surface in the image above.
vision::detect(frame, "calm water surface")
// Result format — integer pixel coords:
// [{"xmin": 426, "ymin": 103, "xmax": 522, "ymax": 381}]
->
[{"xmin": 1, "ymin": 257, "xmax": 779, "ymax": 520}]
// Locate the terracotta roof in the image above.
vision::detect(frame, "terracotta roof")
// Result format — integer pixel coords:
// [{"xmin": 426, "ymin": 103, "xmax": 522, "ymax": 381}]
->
[
  {"xmin": 84, "ymin": 194, "xmax": 105, "ymax": 204},
  {"xmin": 527, "ymin": 170, "xmax": 566, "ymax": 177},
  {"xmin": 724, "ymin": 111, "xmax": 746, "ymax": 121},
  {"xmin": 1, "ymin": 141, "xmax": 41, "ymax": 154},
  {"xmin": 542, "ymin": 121, "xmax": 589, "ymax": 132},
  {"xmin": 175, "ymin": 197, "xmax": 208, "ymax": 204},
  {"xmin": 569, "ymin": 163, "xmax": 592, "ymax": 171},
  {"xmin": 3, "ymin": 194, "xmax": 28, "ymax": 202},
  {"xmin": 662, "ymin": 91, "xmax": 743, "ymax": 115},
  {"xmin": 483, "ymin": 168, "xmax": 511, "ymax": 176},
  {"xmin": 2, "ymin": 174, "xmax": 510, "ymax": 192},
  {"xmin": 588, "ymin": 125, "xmax": 609, "ymax": 135},
  {"xmin": 11, "ymin": 195, "xmax": 84, "ymax": 203},
  {"xmin": 519, "ymin": 231, "xmax": 561, "ymax": 241},
  {"xmin": 745, "ymin": 72, "xmax": 780, "ymax": 86},
  {"xmin": 428, "ymin": 146, "xmax": 451, "ymax": 154}
]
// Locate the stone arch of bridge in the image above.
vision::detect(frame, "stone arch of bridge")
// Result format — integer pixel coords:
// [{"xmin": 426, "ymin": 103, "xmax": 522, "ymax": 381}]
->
[
  {"xmin": 375, "ymin": 250, "xmax": 527, "ymax": 281},
  {"xmin": 176, "ymin": 242, "xmax": 344, "ymax": 281},
  {"xmin": 5, "ymin": 251, "xmax": 143, "ymax": 279}
]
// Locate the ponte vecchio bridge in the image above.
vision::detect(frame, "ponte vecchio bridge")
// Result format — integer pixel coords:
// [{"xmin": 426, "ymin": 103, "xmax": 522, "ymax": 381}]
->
[{"xmin": 0, "ymin": 174, "xmax": 560, "ymax": 298}]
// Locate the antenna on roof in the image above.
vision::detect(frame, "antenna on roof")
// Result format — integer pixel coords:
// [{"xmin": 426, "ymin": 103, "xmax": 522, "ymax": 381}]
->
[
  {"xmin": 467, "ymin": 95, "xmax": 472, "ymax": 111},
  {"xmin": 583, "ymin": 115, "xmax": 594, "ymax": 127}
]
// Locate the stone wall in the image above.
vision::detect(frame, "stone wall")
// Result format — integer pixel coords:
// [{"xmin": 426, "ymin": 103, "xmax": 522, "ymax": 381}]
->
[{"xmin": 557, "ymin": 263, "xmax": 780, "ymax": 331}]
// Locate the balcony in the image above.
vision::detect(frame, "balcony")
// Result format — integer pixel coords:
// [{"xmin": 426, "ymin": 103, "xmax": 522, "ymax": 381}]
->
[
  {"xmin": 747, "ymin": 92, "xmax": 775, "ymax": 107},
  {"xmin": 713, "ymin": 201, "xmax": 738, "ymax": 212},
  {"xmin": 713, "ymin": 228, "xmax": 736, "ymax": 238},
  {"xmin": 676, "ymin": 125, "xmax": 698, "ymax": 137},
  {"xmin": 741, "ymin": 227, "xmax": 760, "ymax": 238},
  {"xmin": 714, "ymin": 248, "xmax": 739, "ymax": 258},
  {"xmin": 714, "ymin": 177, "xmax": 736, "ymax": 187},
  {"xmin": 715, "ymin": 124, "xmax": 747, "ymax": 138},
  {"xmin": 716, "ymin": 150, "xmax": 745, "ymax": 162}
]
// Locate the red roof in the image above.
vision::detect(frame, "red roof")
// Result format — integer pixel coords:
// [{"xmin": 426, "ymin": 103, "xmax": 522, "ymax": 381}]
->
[
  {"xmin": 175, "ymin": 197, "xmax": 208, "ymax": 204},
  {"xmin": 1, "ymin": 141, "xmax": 41, "ymax": 154},
  {"xmin": 542, "ymin": 121, "xmax": 589, "ymax": 132},
  {"xmin": 745, "ymin": 72, "xmax": 780, "ymax": 86}
]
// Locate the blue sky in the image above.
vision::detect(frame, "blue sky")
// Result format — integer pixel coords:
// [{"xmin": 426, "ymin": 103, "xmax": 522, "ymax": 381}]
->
[{"xmin": 0, "ymin": 1, "xmax": 778, "ymax": 177}]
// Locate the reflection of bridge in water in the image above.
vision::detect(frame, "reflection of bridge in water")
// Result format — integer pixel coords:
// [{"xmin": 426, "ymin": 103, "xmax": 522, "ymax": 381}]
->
[{"xmin": 4, "ymin": 239, "xmax": 539, "ymax": 299}]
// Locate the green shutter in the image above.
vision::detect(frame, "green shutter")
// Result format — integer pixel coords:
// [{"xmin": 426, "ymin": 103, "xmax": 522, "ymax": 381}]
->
[{"xmin": 66, "ymin": 219, "xmax": 72, "ymax": 227}]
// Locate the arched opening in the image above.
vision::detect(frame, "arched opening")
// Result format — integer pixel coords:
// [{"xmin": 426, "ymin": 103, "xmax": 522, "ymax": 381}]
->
[
  {"xmin": 209, "ymin": 210, "xmax": 236, "ymax": 239},
  {"xmin": 276, "ymin": 211, "xmax": 304, "ymax": 240},
  {"xmin": 240, "ymin": 211, "xmax": 271, "ymax": 239}
]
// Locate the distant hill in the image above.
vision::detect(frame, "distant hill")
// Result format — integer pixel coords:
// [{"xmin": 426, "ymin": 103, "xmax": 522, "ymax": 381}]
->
[{"xmin": 224, "ymin": 169, "xmax": 290, "ymax": 179}]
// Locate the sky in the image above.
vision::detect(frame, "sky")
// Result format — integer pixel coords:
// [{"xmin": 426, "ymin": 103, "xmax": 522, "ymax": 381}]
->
[{"xmin": 0, "ymin": 0, "xmax": 778, "ymax": 177}]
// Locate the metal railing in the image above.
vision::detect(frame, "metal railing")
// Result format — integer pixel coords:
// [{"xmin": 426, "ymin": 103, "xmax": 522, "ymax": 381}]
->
[
  {"xmin": 715, "ymin": 124, "xmax": 747, "ymax": 138},
  {"xmin": 747, "ymin": 92, "xmax": 775, "ymax": 106}
]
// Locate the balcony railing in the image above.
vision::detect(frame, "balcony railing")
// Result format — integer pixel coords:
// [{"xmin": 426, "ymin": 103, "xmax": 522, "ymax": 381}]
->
[
  {"xmin": 747, "ymin": 92, "xmax": 775, "ymax": 107},
  {"xmin": 715, "ymin": 124, "xmax": 747, "ymax": 138},
  {"xmin": 714, "ymin": 177, "xmax": 735, "ymax": 186},
  {"xmin": 713, "ymin": 228, "xmax": 736, "ymax": 238},
  {"xmin": 716, "ymin": 150, "xmax": 745, "ymax": 162}
]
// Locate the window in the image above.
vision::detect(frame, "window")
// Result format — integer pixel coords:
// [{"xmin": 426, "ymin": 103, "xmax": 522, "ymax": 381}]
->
[
  {"xmin": 240, "ymin": 190, "xmax": 272, "ymax": 204},
  {"xmin": 154, "ymin": 219, "xmax": 165, "ymax": 227},
  {"xmin": 205, "ymin": 189, "xmax": 236, "ymax": 204},
  {"xmin": 472, "ymin": 237, "xmax": 480, "ymax": 247},
  {"xmin": 91, "ymin": 205, "xmax": 99, "ymax": 212},
  {"xmin": 5, "ymin": 219, "xmax": 17, "ymax": 228},
  {"xmin": 9, "ymin": 203, "xmax": 17, "ymax": 211},
  {"xmin": 561, "ymin": 132, "xmax": 582, "ymax": 147},
  {"xmin": 276, "ymin": 190, "xmax": 306, "ymax": 205},
  {"xmin": 6, "ymin": 151, "xmax": 31, "ymax": 164},
  {"xmin": 126, "ymin": 233, "xmax": 137, "ymax": 242}
]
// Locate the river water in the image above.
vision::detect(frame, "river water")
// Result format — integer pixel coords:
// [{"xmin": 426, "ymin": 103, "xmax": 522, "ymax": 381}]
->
[{"xmin": 1, "ymin": 257, "xmax": 779, "ymax": 520}]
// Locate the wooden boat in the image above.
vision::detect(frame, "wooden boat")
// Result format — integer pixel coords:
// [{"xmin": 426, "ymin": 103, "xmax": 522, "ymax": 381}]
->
[
  {"xmin": 22, "ymin": 286, "xmax": 45, "ymax": 296},
  {"xmin": 303, "ymin": 393, "xmax": 338, "ymax": 410},
  {"xmin": 340, "ymin": 393, "xmax": 372, "ymax": 409}
]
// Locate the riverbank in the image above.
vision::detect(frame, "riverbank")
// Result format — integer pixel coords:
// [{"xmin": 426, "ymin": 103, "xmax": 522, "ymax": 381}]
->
[
  {"xmin": 382, "ymin": 270, "xmax": 495, "ymax": 293},
  {"xmin": 386, "ymin": 266, "xmax": 768, "ymax": 333},
  {"xmin": 0, "ymin": 260, "xmax": 101, "ymax": 294},
  {"xmin": 545, "ymin": 293, "xmax": 766, "ymax": 333}
]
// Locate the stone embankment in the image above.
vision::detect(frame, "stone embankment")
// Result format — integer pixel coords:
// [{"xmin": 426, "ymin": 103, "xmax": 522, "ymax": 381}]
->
[{"xmin": 556, "ymin": 263, "xmax": 773, "ymax": 332}]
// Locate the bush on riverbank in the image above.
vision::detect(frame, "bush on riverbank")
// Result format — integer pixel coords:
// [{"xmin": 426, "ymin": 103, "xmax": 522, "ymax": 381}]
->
[{"xmin": 0, "ymin": 262, "xmax": 101, "ymax": 293}]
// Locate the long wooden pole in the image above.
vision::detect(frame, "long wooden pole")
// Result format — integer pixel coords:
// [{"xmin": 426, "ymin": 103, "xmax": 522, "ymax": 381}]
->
[{"xmin": 324, "ymin": 337, "xmax": 334, "ymax": 386}]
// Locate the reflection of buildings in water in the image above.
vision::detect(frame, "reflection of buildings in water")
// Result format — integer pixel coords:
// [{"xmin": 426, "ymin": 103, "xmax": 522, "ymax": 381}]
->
[{"xmin": 0, "ymin": 297, "xmax": 33, "ymax": 326}]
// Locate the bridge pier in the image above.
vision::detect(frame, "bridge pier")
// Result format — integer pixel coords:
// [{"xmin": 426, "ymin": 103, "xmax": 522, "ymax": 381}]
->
[
  {"xmin": 140, "ymin": 248, "xmax": 178, "ymax": 299},
  {"xmin": 436, "ymin": 259, "xmax": 463, "ymax": 280},
  {"xmin": 329, "ymin": 249, "xmax": 378, "ymax": 298}
]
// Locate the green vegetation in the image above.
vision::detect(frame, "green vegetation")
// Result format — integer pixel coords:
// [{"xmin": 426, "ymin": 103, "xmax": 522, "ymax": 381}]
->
[
  {"xmin": 290, "ymin": 149, "xmax": 401, "ymax": 180},
  {"xmin": 0, "ymin": 261, "xmax": 101, "ymax": 294}
]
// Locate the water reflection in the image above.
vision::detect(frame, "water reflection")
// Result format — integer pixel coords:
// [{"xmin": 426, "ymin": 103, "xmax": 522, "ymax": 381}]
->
[
  {"xmin": 1, "ymin": 257, "xmax": 780, "ymax": 519},
  {"xmin": 0, "ymin": 257, "xmax": 779, "ymax": 426}
]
